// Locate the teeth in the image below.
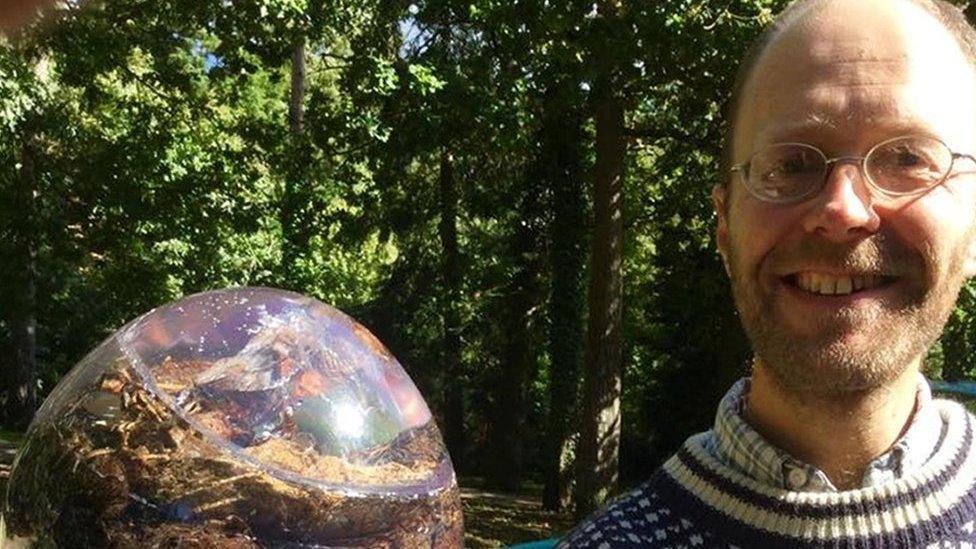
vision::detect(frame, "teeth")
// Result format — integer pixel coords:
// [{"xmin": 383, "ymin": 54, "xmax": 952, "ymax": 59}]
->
[
  {"xmin": 822, "ymin": 276, "xmax": 837, "ymax": 295},
  {"xmin": 794, "ymin": 273, "xmax": 885, "ymax": 295},
  {"xmin": 801, "ymin": 273, "xmax": 813, "ymax": 291},
  {"xmin": 835, "ymin": 277, "xmax": 852, "ymax": 295},
  {"xmin": 811, "ymin": 273, "xmax": 822, "ymax": 293}
]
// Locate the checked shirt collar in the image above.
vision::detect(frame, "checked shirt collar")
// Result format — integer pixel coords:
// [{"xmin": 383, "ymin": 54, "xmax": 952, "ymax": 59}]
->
[{"xmin": 703, "ymin": 375, "xmax": 945, "ymax": 492}]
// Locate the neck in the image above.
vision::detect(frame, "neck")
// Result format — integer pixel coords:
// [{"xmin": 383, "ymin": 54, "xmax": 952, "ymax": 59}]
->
[{"xmin": 743, "ymin": 361, "xmax": 920, "ymax": 491}]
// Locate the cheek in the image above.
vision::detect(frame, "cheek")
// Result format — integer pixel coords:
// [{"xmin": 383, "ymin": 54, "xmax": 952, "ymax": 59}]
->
[
  {"xmin": 882, "ymin": 190, "xmax": 976, "ymax": 278},
  {"xmin": 727, "ymin": 199, "xmax": 796, "ymax": 274}
]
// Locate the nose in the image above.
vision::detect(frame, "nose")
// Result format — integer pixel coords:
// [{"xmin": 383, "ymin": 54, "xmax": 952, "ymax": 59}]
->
[{"xmin": 800, "ymin": 160, "xmax": 880, "ymax": 241}]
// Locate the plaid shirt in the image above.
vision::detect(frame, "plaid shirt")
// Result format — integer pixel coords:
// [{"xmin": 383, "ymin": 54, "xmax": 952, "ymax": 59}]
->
[{"xmin": 703, "ymin": 376, "xmax": 945, "ymax": 492}]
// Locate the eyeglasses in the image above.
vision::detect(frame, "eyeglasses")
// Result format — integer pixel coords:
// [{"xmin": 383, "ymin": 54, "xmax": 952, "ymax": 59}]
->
[{"xmin": 730, "ymin": 135, "xmax": 976, "ymax": 204}]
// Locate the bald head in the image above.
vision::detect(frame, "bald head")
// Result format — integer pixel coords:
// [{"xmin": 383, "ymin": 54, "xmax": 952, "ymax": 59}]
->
[
  {"xmin": 721, "ymin": 0, "xmax": 976, "ymax": 185},
  {"xmin": 1, "ymin": 0, "xmax": 55, "ymax": 34}
]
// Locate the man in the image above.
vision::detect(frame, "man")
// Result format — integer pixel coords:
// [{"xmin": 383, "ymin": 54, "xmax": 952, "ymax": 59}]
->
[{"xmin": 559, "ymin": 0, "xmax": 976, "ymax": 546}]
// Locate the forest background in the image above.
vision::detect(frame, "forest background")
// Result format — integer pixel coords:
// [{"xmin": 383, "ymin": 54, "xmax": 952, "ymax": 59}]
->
[{"xmin": 4, "ymin": 0, "xmax": 976, "ymax": 542}]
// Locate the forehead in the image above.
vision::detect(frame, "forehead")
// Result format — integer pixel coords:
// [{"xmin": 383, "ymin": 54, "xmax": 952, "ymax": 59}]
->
[{"xmin": 734, "ymin": 0, "xmax": 976, "ymax": 156}]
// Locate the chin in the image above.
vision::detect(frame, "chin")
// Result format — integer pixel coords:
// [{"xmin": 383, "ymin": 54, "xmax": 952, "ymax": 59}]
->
[{"xmin": 768, "ymin": 345, "xmax": 915, "ymax": 395}]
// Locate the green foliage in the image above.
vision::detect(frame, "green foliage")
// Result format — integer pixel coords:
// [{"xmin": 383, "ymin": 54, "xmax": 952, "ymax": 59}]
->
[{"xmin": 4, "ymin": 0, "xmax": 976, "ymax": 503}]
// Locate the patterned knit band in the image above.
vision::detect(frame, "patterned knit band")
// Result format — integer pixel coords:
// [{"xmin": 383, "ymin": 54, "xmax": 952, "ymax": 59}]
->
[{"xmin": 654, "ymin": 401, "xmax": 976, "ymax": 547}]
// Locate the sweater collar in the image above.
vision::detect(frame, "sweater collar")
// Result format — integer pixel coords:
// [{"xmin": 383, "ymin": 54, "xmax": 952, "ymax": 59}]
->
[
  {"xmin": 706, "ymin": 375, "xmax": 944, "ymax": 492},
  {"xmin": 660, "ymin": 401, "xmax": 976, "ymax": 547}
]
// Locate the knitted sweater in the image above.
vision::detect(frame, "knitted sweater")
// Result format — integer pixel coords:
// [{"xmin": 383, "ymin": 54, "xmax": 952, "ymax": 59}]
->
[{"xmin": 557, "ymin": 400, "xmax": 976, "ymax": 548}]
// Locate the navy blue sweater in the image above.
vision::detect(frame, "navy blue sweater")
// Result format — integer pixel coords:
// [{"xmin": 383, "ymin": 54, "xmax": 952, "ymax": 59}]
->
[{"xmin": 558, "ymin": 401, "xmax": 976, "ymax": 548}]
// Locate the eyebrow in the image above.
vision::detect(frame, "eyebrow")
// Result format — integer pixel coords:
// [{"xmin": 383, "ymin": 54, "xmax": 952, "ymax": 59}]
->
[{"xmin": 756, "ymin": 113, "xmax": 939, "ymax": 145}]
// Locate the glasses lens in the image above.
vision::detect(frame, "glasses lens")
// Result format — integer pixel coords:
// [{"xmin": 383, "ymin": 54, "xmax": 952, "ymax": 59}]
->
[
  {"xmin": 866, "ymin": 136, "xmax": 952, "ymax": 194},
  {"xmin": 747, "ymin": 144, "xmax": 825, "ymax": 201}
]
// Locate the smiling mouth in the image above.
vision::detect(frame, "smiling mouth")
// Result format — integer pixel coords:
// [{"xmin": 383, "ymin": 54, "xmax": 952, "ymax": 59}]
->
[{"xmin": 783, "ymin": 272, "xmax": 897, "ymax": 296}]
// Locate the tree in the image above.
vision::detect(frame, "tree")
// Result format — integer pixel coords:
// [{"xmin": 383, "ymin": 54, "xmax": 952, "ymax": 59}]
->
[
  {"xmin": 280, "ymin": 33, "xmax": 307, "ymax": 284},
  {"xmin": 0, "ymin": 0, "xmax": 403, "ymax": 428},
  {"xmin": 541, "ymin": 89, "xmax": 586, "ymax": 511},
  {"xmin": 485, "ymin": 124, "xmax": 548, "ymax": 491},
  {"xmin": 574, "ymin": 0, "xmax": 627, "ymax": 519},
  {"xmin": 7, "ymin": 106, "xmax": 40, "ymax": 429},
  {"xmin": 438, "ymin": 147, "xmax": 467, "ymax": 472},
  {"xmin": 1, "ymin": 43, "xmax": 48, "ymax": 428}
]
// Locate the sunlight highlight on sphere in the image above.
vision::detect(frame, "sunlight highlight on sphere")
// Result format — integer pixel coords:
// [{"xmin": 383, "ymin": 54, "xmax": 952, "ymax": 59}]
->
[{"xmin": 333, "ymin": 402, "xmax": 365, "ymax": 439}]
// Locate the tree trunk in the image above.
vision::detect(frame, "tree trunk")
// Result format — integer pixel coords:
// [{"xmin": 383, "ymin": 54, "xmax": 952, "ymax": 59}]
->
[
  {"xmin": 7, "ymin": 116, "xmax": 39, "ymax": 429},
  {"xmin": 289, "ymin": 38, "xmax": 306, "ymax": 136},
  {"xmin": 542, "ymin": 92, "xmax": 586, "ymax": 512},
  {"xmin": 485, "ymin": 156, "xmax": 546, "ymax": 492},
  {"xmin": 574, "ymin": 80, "xmax": 626, "ymax": 520},
  {"xmin": 439, "ymin": 149, "xmax": 466, "ymax": 473},
  {"xmin": 281, "ymin": 36, "xmax": 306, "ymax": 281},
  {"xmin": 484, "ymin": 267, "xmax": 533, "ymax": 492}
]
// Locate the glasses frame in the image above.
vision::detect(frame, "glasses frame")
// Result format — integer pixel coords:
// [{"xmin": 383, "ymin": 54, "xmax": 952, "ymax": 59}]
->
[{"xmin": 730, "ymin": 135, "xmax": 976, "ymax": 204}]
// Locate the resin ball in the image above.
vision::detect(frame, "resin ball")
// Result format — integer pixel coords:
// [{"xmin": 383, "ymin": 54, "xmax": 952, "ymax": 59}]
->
[{"xmin": 3, "ymin": 287, "xmax": 462, "ymax": 548}]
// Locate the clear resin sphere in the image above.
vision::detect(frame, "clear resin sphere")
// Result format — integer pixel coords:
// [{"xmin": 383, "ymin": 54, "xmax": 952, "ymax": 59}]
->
[{"xmin": 3, "ymin": 287, "xmax": 462, "ymax": 548}]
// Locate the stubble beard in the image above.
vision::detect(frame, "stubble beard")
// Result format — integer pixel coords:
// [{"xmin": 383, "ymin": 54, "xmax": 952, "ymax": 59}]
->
[{"xmin": 727, "ymin": 230, "xmax": 969, "ymax": 396}]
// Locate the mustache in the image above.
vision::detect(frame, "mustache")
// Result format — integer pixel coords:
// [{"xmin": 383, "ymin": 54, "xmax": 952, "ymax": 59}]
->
[{"xmin": 767, "ymin": 232, "xmax": 918, "ymax": 276}]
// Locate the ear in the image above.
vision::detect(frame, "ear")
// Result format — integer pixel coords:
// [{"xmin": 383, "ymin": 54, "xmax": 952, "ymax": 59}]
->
[
  {"xmin": 963, "ymin": 230, "xmax": 976, "ymax": 278},
  {"xmin": 712, "ymin": 184, "xmax": 731, "ymax": 276}
]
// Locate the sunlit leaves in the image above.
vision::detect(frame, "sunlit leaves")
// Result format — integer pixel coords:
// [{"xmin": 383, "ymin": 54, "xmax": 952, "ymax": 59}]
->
[{"xmin": 407, "ymin": 62, "xmax": 445, "ymax": 95}]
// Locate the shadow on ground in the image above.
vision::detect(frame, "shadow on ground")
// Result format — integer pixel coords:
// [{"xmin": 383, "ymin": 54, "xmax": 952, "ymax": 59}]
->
[{"xmin": 460, "ymin": 477, "xmax": 573, "ymax": 548}]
